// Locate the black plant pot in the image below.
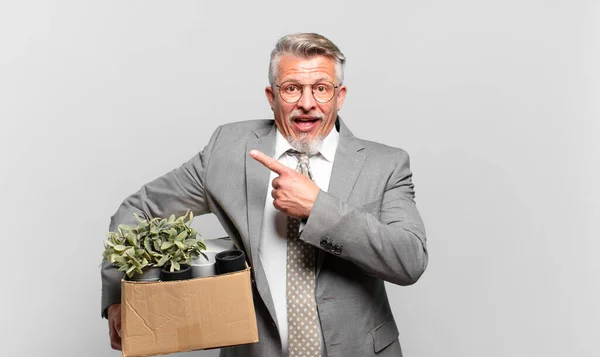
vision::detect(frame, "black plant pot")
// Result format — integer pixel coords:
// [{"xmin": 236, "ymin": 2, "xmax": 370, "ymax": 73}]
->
[
  {"xmin": 215, "ymin": 249, "xmax": 246, "ymax": 274},
  {"xmin": 160, "ymin": 264, "xmax": 192, "ymax": 281}
]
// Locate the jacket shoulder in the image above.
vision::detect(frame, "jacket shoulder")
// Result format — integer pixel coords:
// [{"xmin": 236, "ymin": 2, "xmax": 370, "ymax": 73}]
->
[
  {"xmin": 354, "ymin": 136, "xmax": 410, "ymax": 160},
  {"xmin": 217, "ymin": 119, "xmax": 274, "ymax": 135}
]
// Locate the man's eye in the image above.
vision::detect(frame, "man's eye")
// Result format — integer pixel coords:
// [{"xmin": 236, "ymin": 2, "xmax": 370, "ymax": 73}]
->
[
  {"xmin": 285, "ymin": 85, "xmax": 299, "ymax": 93},
  {"xmin": 315, "ymin": 84, "xmax": 328, "ymax": 93}
]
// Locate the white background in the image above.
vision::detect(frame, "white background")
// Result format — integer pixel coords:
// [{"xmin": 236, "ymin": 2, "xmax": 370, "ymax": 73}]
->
[{"xmin": 0, "ymin": 1, "xmax": 598, "ymax": 356}]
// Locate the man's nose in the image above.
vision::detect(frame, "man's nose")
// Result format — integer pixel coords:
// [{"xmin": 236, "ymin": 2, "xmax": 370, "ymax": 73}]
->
[{"xmin": 297, "ymin": 86, "xmax": 317, "ymax": 111}]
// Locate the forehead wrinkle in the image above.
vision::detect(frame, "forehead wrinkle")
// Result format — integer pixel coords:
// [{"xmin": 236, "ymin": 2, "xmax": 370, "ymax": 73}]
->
[{"xmin": 280, "ymin": 69, "xmax": 333, "ymax": 83}]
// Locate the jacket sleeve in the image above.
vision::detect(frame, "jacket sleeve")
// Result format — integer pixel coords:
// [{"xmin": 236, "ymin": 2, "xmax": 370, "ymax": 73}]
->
[
  {"xmin": 100, "ymin": 126, "xmax": 223, "ymax": 318},
  {"xmin": 300, "ymin": 149, "xmax": 428, "ymax": 286}
]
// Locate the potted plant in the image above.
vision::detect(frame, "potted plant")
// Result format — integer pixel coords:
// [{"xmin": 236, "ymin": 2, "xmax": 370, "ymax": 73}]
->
[
  {"xmin": 152, "ymin": 212, "xmax": 207, "ymax": 281},
  {"xmin": 102, "ymin": 211, "xmax": 206, "ymax": 281}
]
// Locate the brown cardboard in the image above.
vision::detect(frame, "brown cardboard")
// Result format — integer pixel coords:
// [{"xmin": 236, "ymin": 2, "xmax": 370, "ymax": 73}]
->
[{"xmin": 121, "ymin": 267, "xmax": 259, "ymax": 357}]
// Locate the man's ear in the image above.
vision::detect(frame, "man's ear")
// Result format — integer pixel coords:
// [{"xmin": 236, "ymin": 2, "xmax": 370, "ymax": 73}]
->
[
  {"xmin": 265, "ymin": 86, "xmax": 275, "ymax": 110},
  {"xmin": 336, "ymin": 85, "xmax": 347, "ymax": 111}
]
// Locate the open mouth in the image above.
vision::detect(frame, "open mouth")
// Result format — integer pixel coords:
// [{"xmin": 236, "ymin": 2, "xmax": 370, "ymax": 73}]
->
[{"xmin": 292, "ymin": 117, "xmax": 321, "ymax": 132}]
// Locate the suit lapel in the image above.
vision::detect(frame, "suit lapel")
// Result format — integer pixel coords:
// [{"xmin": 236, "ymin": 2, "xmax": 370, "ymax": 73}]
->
[
  {"xmin": 316, "ymin": 118, "xmax": 366, "ymax": 277},
  {"xmin": 245, "ymin": 123, "xmax": 278, "ymax": 327},
  {"xmin": 246, "ymin": 123, "xmax": 276, "ymax": 266}
]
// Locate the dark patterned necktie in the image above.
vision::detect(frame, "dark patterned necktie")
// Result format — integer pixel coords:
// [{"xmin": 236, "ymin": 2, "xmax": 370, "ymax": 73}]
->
[{"xmin": 286, "ymin": 151, "xmax": 320, "ymax": 357}]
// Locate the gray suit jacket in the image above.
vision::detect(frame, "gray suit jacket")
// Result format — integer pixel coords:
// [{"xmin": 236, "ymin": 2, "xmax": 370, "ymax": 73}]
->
[{"xmin": 101, "ymin": 118, "xmax": 428, "ymax": 357}]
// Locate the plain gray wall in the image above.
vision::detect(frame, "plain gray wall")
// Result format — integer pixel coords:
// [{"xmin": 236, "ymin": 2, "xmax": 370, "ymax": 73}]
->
[{"xmin": 1, "ymin": 1, "xmax": 598, "ymax": 356}]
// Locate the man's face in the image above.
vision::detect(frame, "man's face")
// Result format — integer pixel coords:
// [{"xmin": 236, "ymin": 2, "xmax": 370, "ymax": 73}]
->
[{"xmin": 265, "ymin": 55, "xmax": 347, "ymax": 151}]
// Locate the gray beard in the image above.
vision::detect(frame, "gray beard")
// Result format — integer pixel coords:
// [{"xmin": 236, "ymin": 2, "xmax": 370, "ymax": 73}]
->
[{"xmin": 287, "ymin": 133, "xmax": 324, "ymax": 155}]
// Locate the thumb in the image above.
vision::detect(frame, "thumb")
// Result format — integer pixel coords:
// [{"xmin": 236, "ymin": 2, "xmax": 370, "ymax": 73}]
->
[{"xmin": 115, "ymin": 317, "xmax": 122, "ymax": 337}]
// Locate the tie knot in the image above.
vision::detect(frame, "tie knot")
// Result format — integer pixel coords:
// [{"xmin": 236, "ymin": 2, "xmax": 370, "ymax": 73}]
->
[
  {"xmin": 288, "ymin": 150, "xmax": 311, "ymax": 163},
  {"xmin": 298, "ymin": 154, "xmax": 310, "ymax": 165},
  {"xmin": 288, "ymin": 150, "xmax": 313, "ymax": 180}
]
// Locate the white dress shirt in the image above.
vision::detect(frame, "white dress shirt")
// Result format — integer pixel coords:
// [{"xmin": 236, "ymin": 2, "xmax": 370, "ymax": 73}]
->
[{"xmin": 258, "ymin": 127, "xmax": 339, "ymax": 357}]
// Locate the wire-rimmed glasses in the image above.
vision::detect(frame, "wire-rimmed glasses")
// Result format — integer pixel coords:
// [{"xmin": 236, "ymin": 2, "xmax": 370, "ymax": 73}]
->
[{"xmin": 275, "ymin": 81, "xmax": 339, "ymax": 103}]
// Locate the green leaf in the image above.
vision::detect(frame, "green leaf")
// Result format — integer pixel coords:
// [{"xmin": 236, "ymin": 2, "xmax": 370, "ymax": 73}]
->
[
  {"xmin": 157, "ymin": 255, "xmax": 169, "ymax": 267},
  {"xmin": 144, "ymin": 239, "xmax": 154, "ymax": 253},
  {"xmin": 132, "ymin": 257, "xmax": 142, "ymax": 268},
  {"xmin": 183, "ymin": 239, "xmax": 198, "ymax": 246},
  {"xmin": 125, "ymin": 233, "xmax": 137, "ymax": 247},
  {"xmin": 174, "ymin": 231, "xmax": 187, "ymax": 242},
  {"xmin": 171, "ymin": 260, "xmax": 180, "ymax": 271},
  {"xmin": 126, "ymin": 265, "xmax": 136, "ymax": 277},
  {"xmin": 175, "ymin": 241, "xmax": 185, "ymax": 249},
  {"xmin": 119, "ymin": 224, "xmax": 133, "ymax": 232},
  {"xmin": 142, "ymin": 251, "xmax": 152, "ymax": 261},
  {"xmin": 114, "ymin": 245, "xmax": 126, "ymax": 252},
  {"xmin": 126, "ymin": 247, "xmax": 135, "ymax": 258},
  {"xmin": 161, "ymin": 241, "xmax": 174, "ymax": 250}
]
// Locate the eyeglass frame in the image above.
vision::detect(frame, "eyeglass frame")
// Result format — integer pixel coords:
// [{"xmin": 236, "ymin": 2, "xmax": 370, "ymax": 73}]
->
[{"xmin": 274, "ymin": 80, "xmax": 340, "ymax": 104}]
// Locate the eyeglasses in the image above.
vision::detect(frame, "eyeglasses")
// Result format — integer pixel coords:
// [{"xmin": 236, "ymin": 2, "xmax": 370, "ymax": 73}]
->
[{"xmin": 275, "ymin": 81, "xmax": 339, "ymax": 104}]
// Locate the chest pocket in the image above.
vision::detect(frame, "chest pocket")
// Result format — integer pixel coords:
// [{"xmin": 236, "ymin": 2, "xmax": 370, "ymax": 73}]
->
[{"xmin": 371, "ymin": 319, "xmax": 399, "ymax": 353}]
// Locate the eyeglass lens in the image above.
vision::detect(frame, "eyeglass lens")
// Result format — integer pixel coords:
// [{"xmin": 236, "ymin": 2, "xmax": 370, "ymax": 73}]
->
[{"xmin": 279, "ymin": 81, "xmax": 336, "ymax": 103}]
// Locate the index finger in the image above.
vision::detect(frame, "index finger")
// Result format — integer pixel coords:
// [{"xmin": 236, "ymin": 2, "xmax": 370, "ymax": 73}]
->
[{"xmin": 250, "ymin": 150, "xmax": 295, "ymax": 175}]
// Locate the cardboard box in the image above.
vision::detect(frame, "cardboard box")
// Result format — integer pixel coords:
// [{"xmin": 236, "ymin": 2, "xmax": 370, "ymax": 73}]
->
[{"xmin": 121, "ymin": 267, "xmax": 259, "ymax": 357}]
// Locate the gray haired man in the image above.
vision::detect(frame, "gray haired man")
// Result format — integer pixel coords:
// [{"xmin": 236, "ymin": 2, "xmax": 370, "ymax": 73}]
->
[{"xmin": 102, "ymin": 32, "xmax": 428, "ymax": 357}]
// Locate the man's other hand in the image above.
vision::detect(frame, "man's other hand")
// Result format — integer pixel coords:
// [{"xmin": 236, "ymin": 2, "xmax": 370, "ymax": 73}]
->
[
  {"xmin": 250, "ymin": 150, "xmax": 319, "ymax": 219},
  {"xmin": 108, "ymin": 304, "xmax": 122, "ymax": 350}
]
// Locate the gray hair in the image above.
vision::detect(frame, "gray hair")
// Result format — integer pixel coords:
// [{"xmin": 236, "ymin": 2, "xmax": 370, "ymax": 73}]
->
[{"xmin": 268, "ymin": 33, "xmax": 346, "ymax": 85}]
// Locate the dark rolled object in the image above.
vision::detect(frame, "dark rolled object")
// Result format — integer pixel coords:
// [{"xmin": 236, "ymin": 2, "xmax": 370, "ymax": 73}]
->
[
  {"xmin": 215, "ymin": 249, "xmax": 246, "ymax": 274},
  {"xmin": 160, "ymin": 264, "xmax": 192, "ymax": 281}
]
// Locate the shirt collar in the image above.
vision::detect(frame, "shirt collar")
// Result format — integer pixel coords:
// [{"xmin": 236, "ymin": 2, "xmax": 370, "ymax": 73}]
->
[{"xmin": 274, "ymin": 125, "xmax": 339, "ymax": 162}]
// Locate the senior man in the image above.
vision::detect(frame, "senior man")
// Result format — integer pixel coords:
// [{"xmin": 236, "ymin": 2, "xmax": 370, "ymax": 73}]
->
[{"xmin": 102, "ymin": 32, "xmax": 428, "ymax": 357}]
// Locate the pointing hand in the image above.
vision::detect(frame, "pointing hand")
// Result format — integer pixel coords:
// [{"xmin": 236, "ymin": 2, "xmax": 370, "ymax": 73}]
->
[{"xmin": 250, "ymin": 150, "xmax": 319, "ymax": 218}]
